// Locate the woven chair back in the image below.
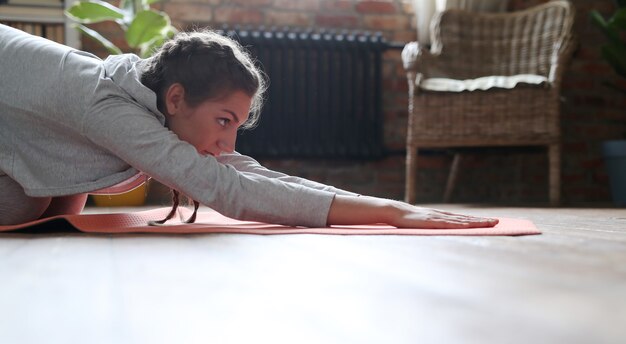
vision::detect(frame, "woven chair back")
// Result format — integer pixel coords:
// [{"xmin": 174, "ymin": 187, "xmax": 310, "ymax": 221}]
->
[{"xmin": 430, "ymin": 0, "xmax": 574, "ymax": 80}]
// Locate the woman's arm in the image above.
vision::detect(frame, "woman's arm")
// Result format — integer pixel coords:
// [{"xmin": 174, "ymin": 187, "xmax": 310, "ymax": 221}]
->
[
  {"xmin": 216, "ymin": 152, "xmax": 358, "ymax": 196},
  {"xmin": 219, "ymin": 153, "xmax": 498, "ymax": 229},
  {"xmin": 327, "ymin": 195, "xmax": 499, "ymax": 228}
]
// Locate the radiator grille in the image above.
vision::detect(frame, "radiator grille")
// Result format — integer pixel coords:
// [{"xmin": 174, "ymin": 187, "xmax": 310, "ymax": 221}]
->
[{"xmin": 221, "ymin": 27, "xmax": 386, "ymax": 159}]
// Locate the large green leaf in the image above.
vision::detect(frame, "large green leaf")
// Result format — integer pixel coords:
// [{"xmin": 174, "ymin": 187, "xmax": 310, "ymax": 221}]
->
[
  {"xmin": 138, "ymin": 25, "xmax": 176, "ymax": 58},
  {"xmin": 591, "ymin": 10, "xmax": 622, "ymax": 46},
  {"xmin": 590, "ymin": 10, "xmax": 608, "ymax": 29},
  {"xmin": 607, "ymin": 7, "xmax": 626, "ymax": 29},
  {"xmin": 73, "ymin": 24, "xmax": 123, "ymax": 55},
  {"xmin": 120, "ymin": 0, "xmax": 134, "ymax": 12},
  {"xmin": 65, "ymin": 1, "xmax": 125, "ymax": 24},
  {"xmin": 118, "ymin": 0, "xmax": 135, "ymax": 27},
  {"xmin": 125, "ymin": 10, "xmax": 170, "ymax": 48},
  {"xmin": 119, "ymin": 0, "xmax": 150, "ymax": 21}
]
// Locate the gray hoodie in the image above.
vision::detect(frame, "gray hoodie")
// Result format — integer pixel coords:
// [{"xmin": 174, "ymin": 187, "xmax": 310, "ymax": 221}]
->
[{"xmin": 0, "ymin": 24, "xmax": 355, "ymax": 227}]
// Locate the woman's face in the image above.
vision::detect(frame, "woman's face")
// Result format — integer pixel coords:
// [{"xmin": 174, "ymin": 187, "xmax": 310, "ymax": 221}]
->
[{"xmin": 165, "ymin": 84, "xmax": 252, "ymax": 157}]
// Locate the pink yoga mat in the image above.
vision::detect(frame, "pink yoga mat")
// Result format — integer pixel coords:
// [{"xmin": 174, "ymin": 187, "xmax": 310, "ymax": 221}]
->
[{"xmin": 0, "ymin": 207, "xmax": 540, "ymax": 236}]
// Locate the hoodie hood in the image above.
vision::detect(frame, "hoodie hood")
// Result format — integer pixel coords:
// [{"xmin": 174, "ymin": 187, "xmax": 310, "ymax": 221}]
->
[{"xmin": 102, "ymin": 54, "xmax": 166, "ymax": 126}]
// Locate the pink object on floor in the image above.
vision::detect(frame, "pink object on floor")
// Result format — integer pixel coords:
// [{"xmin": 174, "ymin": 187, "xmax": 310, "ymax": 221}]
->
[{"xmin": 0, "ymin": 207, "xmax": 540, "ymax": 236}]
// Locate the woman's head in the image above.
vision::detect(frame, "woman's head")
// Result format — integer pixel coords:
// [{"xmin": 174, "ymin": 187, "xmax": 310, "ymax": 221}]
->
[
  {"xmin": 142, "ymin": 30, "xmax": 267, "ymax": 225},
  {"xmin": 141, "ymin": 30, "xmax": 266, "ymax": 155}
]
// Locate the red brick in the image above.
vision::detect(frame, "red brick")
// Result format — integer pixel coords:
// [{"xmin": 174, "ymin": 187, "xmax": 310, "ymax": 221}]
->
[
  {"xmin": 266, "ymin": 11, "xmax": 312, "ymax": 27},
  {"xmin": 563, "ymin": 142, "xmax": 589, "ymax": 153},
  {"xmin": 163, "ymin": 3, "xmax": 212, "ymax": 23},
  {"xmin": 167, "ymin": 0, "xmax": 220, "ymax": 3},
  {"xmin": 393, "ymin": 94, "xmax": 409, "ymax": 106},
  {"xmin": 322, "ymin": 0, "xmax": 354, "ymax": 11},
  {"xmin": 581, "ymin": 62, "xmax": 613, "ymax": 75},
  {"xmin": 315, "ymin": 14, "xmax": 359, "ymax": 28},
  {"xmin": 273, "ymin": 0, "xmax": 320, "ymax": 11},
  {"xmin": 382, "ymin": 49, "xmax": 402, "ymax": 61},
  {"xmin": 562, "ymin": 78, "xmax": 595, "ymax": 90},
  {"xmin": 373, "ymin": 156, "xmax": 405, "ymax": 168},
  {"xmin": 363, "ymin": 15, "xmax": 409, "ymax": 31},
  {"xmin": 214, "ymin": 7, "xmax": 264, "ymax": 24},
  {"xmin": 382, "ymin": 63, "xmax": 394, "ymax": 77},
  {"xmin": 229, "ymin": 0, "xmax": 273, "ymax": 5},
  {"xmin": 613, "ymin": 78, "xmax": 626, "ymax": 91},
  {"xmin": 395, "ymin": 63, "xmax": 409, "ymax": 77},
  {"xmin": 356, "ymin": 0, "xmax": 397, "ymax": 14},
  {"xmin": 415, "ymin": 155, "xmax": 450, "ymax": 169},
  {"xmin": 576, "ymin": 46, "xmax": 602, "ymax": 60},
  {"xmin": 392, "ymin": 29, "xmax": 417, "ymax": 43},
  {"xmin": 383, "ymin": 79, "xmax": 408, "ymax": 92},
  {"xmin": 383, "ymin": 109, "xmax": 401, "ymax": 119}
]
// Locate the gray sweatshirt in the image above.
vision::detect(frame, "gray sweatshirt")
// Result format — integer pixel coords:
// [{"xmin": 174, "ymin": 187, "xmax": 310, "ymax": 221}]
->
[{"xmin": 0, "ymin": 24, "xmax": 356, "ymax": 227}]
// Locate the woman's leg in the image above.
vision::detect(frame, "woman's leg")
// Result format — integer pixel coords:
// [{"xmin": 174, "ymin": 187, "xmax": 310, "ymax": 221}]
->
[
  {"xmin": 0, "ymin": 174, "xmax": 51, "ymax": 225},
  {"xmin": 40, "ymin": 193, "xmax": 88, "ymax": 218},
  {"xmin": 0, "ymin": 174, "xmax": 88, "ymax": 225}
]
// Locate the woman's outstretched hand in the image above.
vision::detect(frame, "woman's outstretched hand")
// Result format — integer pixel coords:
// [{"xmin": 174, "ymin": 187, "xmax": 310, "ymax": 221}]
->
[{"xmin": 327, "ymin": 195, "xmax": 499, "ymax": 229}]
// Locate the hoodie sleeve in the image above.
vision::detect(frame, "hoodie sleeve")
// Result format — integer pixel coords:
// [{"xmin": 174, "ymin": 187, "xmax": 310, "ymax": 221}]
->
[
  {"xmin": 82, "ymin": 97, "xmax": 335, "ymax": 227},
  {"xmin": 216, "ymin": 152, "xmax": 359, "ymax": 197}
]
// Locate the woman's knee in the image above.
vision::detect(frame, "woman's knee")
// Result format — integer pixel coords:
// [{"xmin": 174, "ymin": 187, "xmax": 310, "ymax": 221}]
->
[
  {"xmin": 42, "ymin": 193, "xmax": 88, "ymax": 217},
  {"xmin": 0, "ymin": 174, "xmax": 52, "ymax": 225},
  {"xmin": 0, "ymin": 196, "xmax": 52, "ymax": 225}
]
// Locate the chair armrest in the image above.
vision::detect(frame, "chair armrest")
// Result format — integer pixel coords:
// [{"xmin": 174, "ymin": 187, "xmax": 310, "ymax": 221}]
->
[
  {"xmin": 402, "ymin": 42, "xmax": 445, "ymax": 87},
  {"xmin": 402, "ymin": 42, "xmax": 430, "ymax": 72}
]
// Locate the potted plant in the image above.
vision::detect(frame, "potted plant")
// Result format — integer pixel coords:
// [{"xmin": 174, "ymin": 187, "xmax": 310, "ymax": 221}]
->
[
  {"xmin": 65, "ymin": 0, "xmax": 177, "ymax": 57},
  {"xmin": 65, "ymin": 0, "xmax": 176, "ymax": 206},
  {"xmin": 591, "ymin": 0, "xmax": 626, "ymax": 206}
]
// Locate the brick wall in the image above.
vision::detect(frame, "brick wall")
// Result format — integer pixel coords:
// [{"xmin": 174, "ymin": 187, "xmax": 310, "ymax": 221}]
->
[{"xmin": 82, "ymin": 0, "xmax": 626, "ymax": 205}]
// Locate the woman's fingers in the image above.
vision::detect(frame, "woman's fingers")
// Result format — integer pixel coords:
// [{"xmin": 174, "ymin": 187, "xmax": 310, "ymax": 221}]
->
[
  {"xmin": 432, "ymin": 209, "xmax": 499, "ymax": 227},
  {"xmin": 396, "ymin": 207, "xmax": 499, "ymax": 228}
]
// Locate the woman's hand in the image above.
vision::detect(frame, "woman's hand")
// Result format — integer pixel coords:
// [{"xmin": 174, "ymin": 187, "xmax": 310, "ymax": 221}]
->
[
  {"xmin": 327, "ymin": 195, "xmax": 498, "ymax": 229},
  {"xmin": 384, "ymin": 200, "xmax": 499, "ymax": 229}
]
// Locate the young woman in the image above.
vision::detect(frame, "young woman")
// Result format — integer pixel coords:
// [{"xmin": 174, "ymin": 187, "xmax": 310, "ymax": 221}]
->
[{"xmin": 0, "ymin": 24, "xmax": 498, "ymax": 228}]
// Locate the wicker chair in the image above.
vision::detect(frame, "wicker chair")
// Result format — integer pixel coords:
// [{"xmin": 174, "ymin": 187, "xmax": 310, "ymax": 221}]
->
[{"xmin": 402, "ymin": 0, "xmax": 575, "ymax": 205}]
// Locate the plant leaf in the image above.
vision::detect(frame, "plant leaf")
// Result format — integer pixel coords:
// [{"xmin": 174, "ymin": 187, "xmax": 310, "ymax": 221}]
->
[
  {"xmin": 125, "ymin": 10, "xmax": 170, "ymax": 48},
  {"xmin": 138, "ymin": 26, "xmax": 176, "ymax": 58},
  {"xmin": 118, "ymin": 0, "xmax": 135, "ymax": 27},
  {"xmin": 602, "ymin": 43, "xmax": 626, "ymax": 78},
  {"xmin": 65, "ymin": 1, "xmax": 125, "ymax": 24},
  {"xmin": 591, "ymin": 10, "xmax": 623, "ymax": 46},
  {"xmin": 120, "ymin": 0, "xmax": 134, "ymax": 12},
  {"xmin": 590, "ymin": 10, "xmax": 608, "ymax": 29},
  {"xmin": 607, "ymin": 7, "xmax": 626, "ymax": 29},
  {"xmin": 144, "ymin": 0, "xmax": 162, "ymax": 6},
  {"xmin": 72, "ymin": 24, "xmax": 123, "ymax": 55}
]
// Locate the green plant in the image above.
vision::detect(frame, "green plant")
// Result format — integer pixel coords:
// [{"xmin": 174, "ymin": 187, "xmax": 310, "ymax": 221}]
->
[
  {"xmin": 590, "ymin": 0, "xmax": 626, "ymax": 94},
  {"xmin": 65, "ymin": 0, "xmax": 177, "ymax": 57}
]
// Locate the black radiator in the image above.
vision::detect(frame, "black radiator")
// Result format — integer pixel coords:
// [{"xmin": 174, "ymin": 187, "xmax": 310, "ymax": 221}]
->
[{"xmin": 220, "ymin": 27, "xmax": 386, "ymax": 159}]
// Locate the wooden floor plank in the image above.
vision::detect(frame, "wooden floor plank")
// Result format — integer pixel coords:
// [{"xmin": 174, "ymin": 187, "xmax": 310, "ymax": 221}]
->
[{"xmin": 1, "ymin": 205, "xmax": 625, "ymax": 344}]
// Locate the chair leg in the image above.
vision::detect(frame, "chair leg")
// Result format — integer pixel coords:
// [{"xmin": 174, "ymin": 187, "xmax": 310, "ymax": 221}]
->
[
  {"xmin": 548, "ymin": 144, "xmax": 561, "ymax": 206},
  {"xmin": 444, "ymin": 153, "xmax": 461, "ymax": 203},
  {"xmin": 405, "ymin": 146, "xmax": 418, "ymax": 204}
]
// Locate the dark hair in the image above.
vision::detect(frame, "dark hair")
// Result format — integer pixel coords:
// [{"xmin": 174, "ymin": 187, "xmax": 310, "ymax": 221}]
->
[
  {"xmin": 141, "ymin": 29, "xmax": 266, "ymax": 129},
  {"xmin": 142, "ymin": 30, "xmax": 266, "ymax": 225}
]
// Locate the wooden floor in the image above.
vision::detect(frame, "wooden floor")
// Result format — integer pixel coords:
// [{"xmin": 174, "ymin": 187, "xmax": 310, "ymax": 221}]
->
[{"xmin": 1, "ymin": 205, "xmax": 625, "ymax": 344}]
